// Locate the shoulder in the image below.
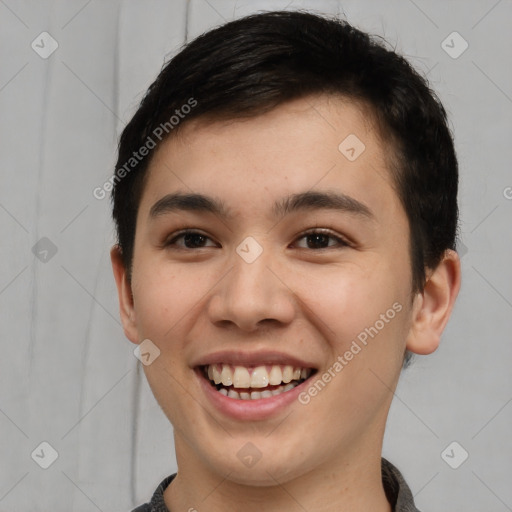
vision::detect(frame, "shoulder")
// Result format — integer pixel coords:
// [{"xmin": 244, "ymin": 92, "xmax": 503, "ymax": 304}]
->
[
  {"xmin": 382, "ymin": 458, "xmax": 422, "ymax": 512},
  {"xmin": 130, "ymin": 474, "xmax": 176, "ymax": 512}
]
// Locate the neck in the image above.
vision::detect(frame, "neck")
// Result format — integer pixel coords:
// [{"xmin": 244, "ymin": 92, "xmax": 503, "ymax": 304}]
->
[{"xmin": 164, "ymin": 437, "xmax": 392, "ymax": 512}]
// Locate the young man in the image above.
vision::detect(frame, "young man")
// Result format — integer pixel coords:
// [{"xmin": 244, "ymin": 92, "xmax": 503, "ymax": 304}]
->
[{"xmin": 110, "ymin": 10, "xmax": 461, "ymax": 512}]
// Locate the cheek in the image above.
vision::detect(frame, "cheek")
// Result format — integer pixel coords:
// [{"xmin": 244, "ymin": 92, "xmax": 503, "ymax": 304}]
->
[
  {"xmin": 297, "ymin": 262, "xmax": 404, "ymax": 347},
  {"xmin": 296, "ymin": 266, "xmax": 409, "ymax": 429},
  {"xmin": 131, "ymin": 262, "xmax": 193, "ymax": 340}
]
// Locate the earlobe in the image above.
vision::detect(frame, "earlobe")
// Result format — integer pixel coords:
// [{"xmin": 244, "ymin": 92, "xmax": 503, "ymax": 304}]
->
[
  {"xmin": 406, "ymin": 249, "xmax": 461, "ymax": 355},
  {"xmin": 110, "ymin": 245, "xmax": 139, "ymax": 344}
]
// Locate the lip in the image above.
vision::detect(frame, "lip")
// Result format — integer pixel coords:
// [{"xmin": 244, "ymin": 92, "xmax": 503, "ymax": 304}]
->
[
  {"xmin": 192, "ymin": 349, "xmax": 316, "ymax": 369},
  {"xmin": 194, "ymin": 366, "xmax": 315, "ymax": 421}
]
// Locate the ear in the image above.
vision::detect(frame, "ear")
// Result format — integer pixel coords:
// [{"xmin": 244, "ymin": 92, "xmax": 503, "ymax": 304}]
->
[
  {"xmin": 110, "ymin": 245, "xmax": 139, "ymax": 344},
  {"xmin": 406, "ymin": 249, "xmax": 461, "ymax": 355}
]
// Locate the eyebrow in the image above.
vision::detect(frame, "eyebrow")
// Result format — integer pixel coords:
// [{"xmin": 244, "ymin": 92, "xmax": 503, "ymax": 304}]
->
[{"xmin": 149, "ymin": 190, "xmax": 374, "ymax": 221}]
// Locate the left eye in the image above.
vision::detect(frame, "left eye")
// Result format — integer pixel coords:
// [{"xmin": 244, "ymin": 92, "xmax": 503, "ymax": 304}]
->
[{"xmin": 293, "ymin": 230, "xmax": 348, "ymax": 249}]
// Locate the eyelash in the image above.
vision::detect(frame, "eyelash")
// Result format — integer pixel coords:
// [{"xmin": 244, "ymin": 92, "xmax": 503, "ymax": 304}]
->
[{"xmin": 164, "ymin": 228, "xmax": 351, "ymax": 250}]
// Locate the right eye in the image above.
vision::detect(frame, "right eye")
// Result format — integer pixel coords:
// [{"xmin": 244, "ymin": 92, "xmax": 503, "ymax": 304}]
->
[{"xmin": 164, "ymin": 230, "xmax": 218, "ymax": 249}]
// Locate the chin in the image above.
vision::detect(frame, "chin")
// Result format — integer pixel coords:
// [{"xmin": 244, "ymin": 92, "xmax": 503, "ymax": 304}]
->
[{"xmin": 201, "ymin": 439, "xmax": 313, "ymax": 487}]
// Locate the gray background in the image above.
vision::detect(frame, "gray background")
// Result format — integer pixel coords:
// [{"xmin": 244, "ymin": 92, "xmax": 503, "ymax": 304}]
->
[{"xmin": 0, "ymin": 0, "xmax": 511, "ymax": 510}]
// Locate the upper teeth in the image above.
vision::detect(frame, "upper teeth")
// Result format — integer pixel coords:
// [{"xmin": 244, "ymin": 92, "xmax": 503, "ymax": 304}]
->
[{"xmin": 206, "ymin": 364, "xmax": 312, "ymax": 388}]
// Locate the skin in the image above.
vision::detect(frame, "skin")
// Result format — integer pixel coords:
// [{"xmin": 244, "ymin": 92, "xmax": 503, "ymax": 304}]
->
[{"xmin": 112, "ymin": 94, "xmax": 461, "ymax": 511}]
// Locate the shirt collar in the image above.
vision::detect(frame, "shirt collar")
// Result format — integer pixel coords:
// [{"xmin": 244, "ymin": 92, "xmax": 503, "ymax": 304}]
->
[{"xmin": 141, "ymin": 458, "xmax": 421, "ymax": 512}]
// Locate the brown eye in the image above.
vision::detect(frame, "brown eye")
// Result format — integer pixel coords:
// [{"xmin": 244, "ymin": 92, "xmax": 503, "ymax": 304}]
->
[
  {"xmin": 294, "ymin": 230, "xmax": 349, "ymax": 249},
  {"xmin": 166, "ymin": 230, "xmax": 216, "ymax": 249}
]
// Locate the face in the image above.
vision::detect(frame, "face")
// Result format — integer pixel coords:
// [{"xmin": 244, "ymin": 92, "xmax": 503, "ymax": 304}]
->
[{"xmin": 117, "ymin": 95, "xmax": 422, "ymax": 484}]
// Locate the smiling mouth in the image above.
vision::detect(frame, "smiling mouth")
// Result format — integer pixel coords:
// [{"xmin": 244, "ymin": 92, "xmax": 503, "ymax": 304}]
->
[{"xmin": 199, "ymin": 363, "xmax": 317, "ymax": 400}]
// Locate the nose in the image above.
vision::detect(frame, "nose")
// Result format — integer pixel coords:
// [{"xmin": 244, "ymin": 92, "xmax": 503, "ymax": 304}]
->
[{"xmin": 207, "ymin": 242, "xmax": 296, "ymax": 332}]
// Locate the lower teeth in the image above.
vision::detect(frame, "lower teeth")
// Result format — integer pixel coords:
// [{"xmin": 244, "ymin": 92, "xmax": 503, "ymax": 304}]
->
[{"xmin": 217, "ymin": 381, "xmax": 300, "ymax": 400}]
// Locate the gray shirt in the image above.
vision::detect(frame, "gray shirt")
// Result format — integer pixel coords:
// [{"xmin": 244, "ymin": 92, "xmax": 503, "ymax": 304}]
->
[{"xmin": 132, "ymin": 458, "xmax": 420, "ymax": 512}]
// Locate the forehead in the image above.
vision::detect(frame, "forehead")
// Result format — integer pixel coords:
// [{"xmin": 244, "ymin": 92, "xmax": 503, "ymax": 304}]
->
[{"xmin": 138, "ymin": 94, "xmax": 399, "ymax": 222}]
